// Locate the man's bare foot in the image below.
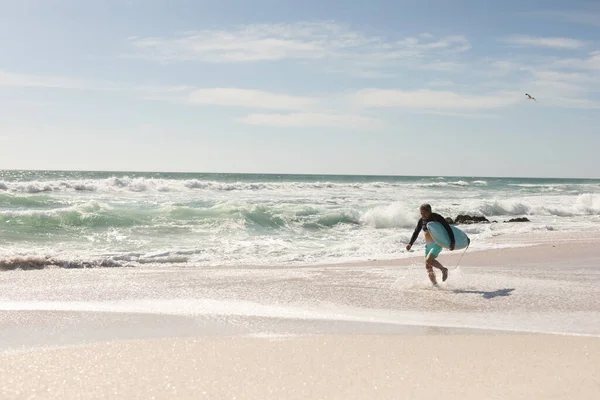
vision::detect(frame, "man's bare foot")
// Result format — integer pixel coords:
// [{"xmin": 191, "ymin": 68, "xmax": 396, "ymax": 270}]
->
[{"xmin": 442, "ymin": 267, "xmax": 448, "ymax": 282}]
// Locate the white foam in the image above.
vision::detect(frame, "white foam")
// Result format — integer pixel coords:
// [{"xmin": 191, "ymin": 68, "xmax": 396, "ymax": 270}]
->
[
  {"xmin": 1, "ymin": 175, "xmax": 599, "ymax": 267},
  {"xmin": 360, "ymin": 203, "xmax": 415, "ymax": 229},
  {"xmin": 0, "ymin": 177, "xmax": 560, "ymax": 194}
]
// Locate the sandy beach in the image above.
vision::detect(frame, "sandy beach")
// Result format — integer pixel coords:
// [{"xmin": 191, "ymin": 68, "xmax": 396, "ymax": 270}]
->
[
  {"xmin": 1, "ymin": 335, "xmax": 599, "ymax": 400},
  {"xmin": 1, "ymin": 232, "xmax": 600, "ymax": 399}
]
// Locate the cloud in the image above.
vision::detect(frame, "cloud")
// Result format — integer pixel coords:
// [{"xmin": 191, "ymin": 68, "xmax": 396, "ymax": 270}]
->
[
  {"xmin": 0, "ymin": 70, "xmax": 113, "ymax": 90},
  {"xmin": 528, "ymin": 69, "xmax": 599, "ymax": 93},
  {"xmin": 134, "ymin": 85, "xmax": 198, "ymax": 102},
  {"xmin": 5, "ymin": 23, "xmax": 599, "ymax": 120},
  {"xmin": 552, "ymin": 50, "xmax": 600, "ymax": 71},
  {"xmin": 187, "ymin": 88, "xmax": 318, "ymax": 110},
  {"xmin": 348, "ymin": 89, "xmax": 520, "ymax": 111},
  {"xmin": 127, "ymin": 22, "xmax": 470, "ymax": 75},
  {"xmin": 410, "ymin": 109, "xmax": 497, "ymax": 119},
  {"xmin": 545, "ymin": 96, "xmax": 600, "ymax": 109},
  {"xmin": 239, "ymin": 112, "xmax": 384, "ymax": 130},
  {"xmin": 137, "ymin": 85, "xmax": 195, "ymax": 93},
  {"xmin": 501, "ymin": 35, "xmax": 586, "ymax": 50},
  {"xmin": 128, "ymin": 22, "xmax": 347, "ymax": 63},
  {"xmin": 182, "ymin": 86, "xmax": 385, "ymax": 128},
  {"xmin": 185, "ymin": 87, "xmax": 387, "ymax": 128}
]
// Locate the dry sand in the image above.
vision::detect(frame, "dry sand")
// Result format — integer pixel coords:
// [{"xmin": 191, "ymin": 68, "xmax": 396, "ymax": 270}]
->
[{"xmin": 1, "ymin": 335, "xmax": 599, "ymax": 400}]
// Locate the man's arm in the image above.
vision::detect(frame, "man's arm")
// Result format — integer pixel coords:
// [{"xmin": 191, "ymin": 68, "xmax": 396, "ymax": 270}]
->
[
  {"xmin": 432, "ymin": 213, "xmax": 455, "ymax": 248},
  {"xmin": 408, "ymin": 219, "xmax": 423, "ymax": 246}
]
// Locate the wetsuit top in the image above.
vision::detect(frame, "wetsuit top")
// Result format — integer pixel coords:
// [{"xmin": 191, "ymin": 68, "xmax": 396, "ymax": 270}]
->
[{"xmin": 409, "ymin": 212, "xmax": 455, "ymax": 247}]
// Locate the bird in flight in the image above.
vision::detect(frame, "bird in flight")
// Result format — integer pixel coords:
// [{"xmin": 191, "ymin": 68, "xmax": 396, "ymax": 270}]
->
[{"xmin": 525, "ymin": 93, "xmax": 537, "ymax": 102}]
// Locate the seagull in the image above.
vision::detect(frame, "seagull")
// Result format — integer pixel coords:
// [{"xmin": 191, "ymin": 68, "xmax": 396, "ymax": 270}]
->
[{"xmin": 525, "ymin": 93, "xmax": 537, "ymax": 102}]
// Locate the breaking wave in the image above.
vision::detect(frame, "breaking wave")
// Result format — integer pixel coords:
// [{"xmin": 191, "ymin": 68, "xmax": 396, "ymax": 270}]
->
[
  {"xmin": 477, "ymin": 194, "xmax": 600, "ymax": 217},
  {"xmin": 0, "ymin": 256, "xmax": 127, "ymax": 271},
  {"xmin": 0, "ymin": 177, "xmax": 506, "ymax": 194},
  {"xmin": 1, "ymin": 171, "xmax": 599, "ymax": 269}
]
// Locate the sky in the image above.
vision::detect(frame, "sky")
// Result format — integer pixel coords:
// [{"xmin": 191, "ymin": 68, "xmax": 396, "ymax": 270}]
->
[{"xmin": 0, "ymin": 0, "xmax": 599, "ymax": 178}]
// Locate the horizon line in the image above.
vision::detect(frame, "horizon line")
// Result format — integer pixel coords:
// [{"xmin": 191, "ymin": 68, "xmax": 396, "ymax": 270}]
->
[{"xmin": 0, "ymin": 168, "xmax": 598, "ymax": 181}]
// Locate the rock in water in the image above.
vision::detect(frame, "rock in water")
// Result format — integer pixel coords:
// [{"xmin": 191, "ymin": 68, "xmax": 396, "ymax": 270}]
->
[
  {"xmin": 504, "ymin": 217, "xmax": 531, "ymax": 223},
  {"xmin": 454, "ymin": 215, "xmax": 490, "ymax": 224}
]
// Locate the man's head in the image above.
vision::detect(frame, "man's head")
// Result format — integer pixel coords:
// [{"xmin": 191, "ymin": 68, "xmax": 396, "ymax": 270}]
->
[{"xmin": 420, "ymin": 203, "xmax": 432, "ymax": 218}]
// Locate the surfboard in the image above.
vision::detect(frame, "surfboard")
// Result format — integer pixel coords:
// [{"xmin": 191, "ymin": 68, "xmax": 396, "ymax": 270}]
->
[{"xmin": 427, "ymin": 222, "xmax": 470, "ymax": 250}]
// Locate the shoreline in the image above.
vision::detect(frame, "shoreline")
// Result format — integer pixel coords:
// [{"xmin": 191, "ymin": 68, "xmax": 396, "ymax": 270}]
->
[
  {"xmin": 1, "ymin": 229, "xmax": 599, "ymax": 272},
  {"xmin": 3, "ymin": 236, "xmax": 600, "ymax": 345},
  {"xmin": 0, "ymin": 309, "xmax": 525, "ymax": 354},
  {"xmin": 197, "ymin": 230, "xmax": 600, "ymax": 270},
  {"xmin": 2, "ymin": 231, "xmax": 600, "ymax": 399}
]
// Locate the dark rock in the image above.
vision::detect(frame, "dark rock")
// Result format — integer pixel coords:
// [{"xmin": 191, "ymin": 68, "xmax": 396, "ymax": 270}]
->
[
  {"xmin": 445, "ymin": 217, "xmax": 455, "ymax": 225},
  {"xmin": 504, "ymin": 217, "xmax": 530, "ymax": 223},
  {"xmin": 454, "ymin": 214, "xmax": 490, "ymax": 224}
]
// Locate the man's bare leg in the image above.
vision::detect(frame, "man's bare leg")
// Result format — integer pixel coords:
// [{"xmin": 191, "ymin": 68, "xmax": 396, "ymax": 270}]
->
[
  {"xmin": 426, "ymin": 257, "xmax": 449, "ymax": 282},
  {"xmin": 425, "ymin": 264, "xmax": 437, "ymax": 285}
]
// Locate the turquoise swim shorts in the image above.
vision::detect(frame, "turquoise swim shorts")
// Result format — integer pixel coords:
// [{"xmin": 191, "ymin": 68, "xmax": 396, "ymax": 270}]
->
[{"xmin": 425, "ymin": 242, "xmax": 443, "ymax": 259}]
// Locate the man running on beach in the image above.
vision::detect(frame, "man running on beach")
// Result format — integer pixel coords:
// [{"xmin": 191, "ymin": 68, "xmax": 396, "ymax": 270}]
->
[{"xmin": 406, "ymin": 204, "xmax": 455, "ymax": 286}]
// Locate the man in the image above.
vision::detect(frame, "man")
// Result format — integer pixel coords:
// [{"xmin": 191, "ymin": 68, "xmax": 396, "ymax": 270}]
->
[{"xmin": 406, "ymin": 203, "xmax": 455, "ymax": 286}]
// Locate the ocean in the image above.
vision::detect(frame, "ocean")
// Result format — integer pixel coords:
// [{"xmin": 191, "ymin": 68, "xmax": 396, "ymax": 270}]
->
[{"xmin": 1, "ymin": 170, "xmax": 599, "ymax": 269}]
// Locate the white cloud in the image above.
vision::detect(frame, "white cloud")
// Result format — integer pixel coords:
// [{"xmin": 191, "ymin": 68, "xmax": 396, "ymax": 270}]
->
[
  {"xmin": 410, "ymin": 109, "xmax": 497, "ymax": 119},
  {"xmin": 349, "ymin": 89, "xmax": 520, "ymax": 111},
  {"xmin": 128, "ymin": 22, "xmax": 359, "ymax": 63},
  {"xmin": 528, "ymin": 69, "xmax": 599, "ymax": 93},
  {"xmin": 187, "ymin": 88, "xmax": 318, "ymax": 110},
  {"xmin": 545, "ymin": 96, "xmax": 600, "ymax": 109},
  {"xmin": 502, "ymin": 35, "xmax": 586, "ymax": 50},
  {"xmin": 5, "ymin": 26, "xmax": 599, "ymax": 120},
  {"xmin": 584, "ymin": 51, "xmax": 600, "ymax": 69},
  {"xmin": 0, "ymin": 70, "xmax": 112, "ymax": 90},
  {"xmin": 127, "ymin": 21, "xmax": 470, "ymax": 75},
  {"xmin": 552, "ymin": 50, "xmax": 600, "ymax": 71},
  {"xmin": 137, "ymin": 85, "xmax": 195, "ymax": 93},
  {"xmin": 239, "ymin": 112, "xmax": 384, "ymax": 130},
  {"xmin": 134, "ymin": 85, "xmax": 197, "ymax": 102}
]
